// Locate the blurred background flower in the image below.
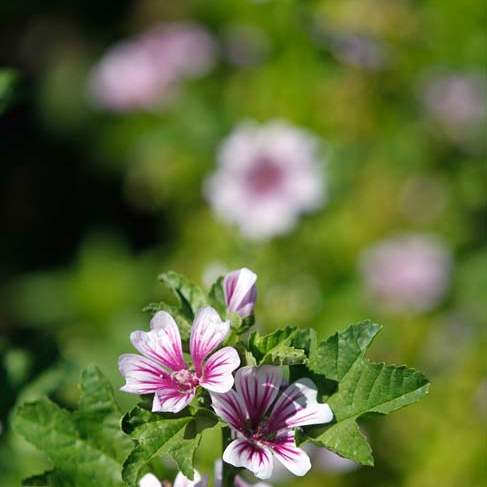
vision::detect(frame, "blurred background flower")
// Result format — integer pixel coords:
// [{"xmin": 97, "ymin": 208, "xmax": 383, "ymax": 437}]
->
[
  {"xmin": 420, "ymin": 71, "xmax": 486, "ymax": 145},
  {"xmin": 205, "ymin": 120, "xmax": 326, "ymax": 240},
  {"xmin": 0, "ymin": 0, "xmax": 486, "ymax": 485},
  {"xmin": 359, "ymin": 234, "xmax": 452, "ymax": 314},
  {"xmin": 89, "ymin": 22, "xmax": 217, "ymax": 111}
]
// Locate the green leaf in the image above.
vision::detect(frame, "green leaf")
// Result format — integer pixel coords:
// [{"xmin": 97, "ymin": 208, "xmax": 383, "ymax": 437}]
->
[
  {"xmin": 13, "ymin": 366, "xmax": 133, "ymax": 487},
  {"xmin": 208, "ymin": 276, "xmax": 226, "ymax": 315},
  {"xmin": 303, "ymin": 321, "xmax": 430, "ymax": 466},
  {"xmin": 22, "ymin": 471, "xmax": 55, "ymax": 486},
  {"xmin": 152, "ymin": 271, "xmax": 209, "ymax": 339},
  {"xmin": 308, "ymin": 320, "xmax": 381, "ymax": 381},
  {"xmin": 228, "ymin": 311, "xmax": 243, "ymax": 332},
  {"xmin": 143, "ymin": 301, "xmax": 192, "ymax": 339},
  {"xmin": 159, "ymin": 271, "xmax": 208, "ymax": 320},
  {"xmin": 248, "ymin": 326, "xmax": 312, "ymax": 365},
  {"xmin": 122, "ymin": 407, "xmax": 218, "ymax": 486},
  {"xmin": 75, "ymin": 365, "xmax": 133, "ymax": 463}
]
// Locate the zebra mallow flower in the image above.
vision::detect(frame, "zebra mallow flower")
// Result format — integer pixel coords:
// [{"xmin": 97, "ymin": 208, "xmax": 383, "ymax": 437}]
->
[
  {"xmin": 205, "ymin": 120, "xmax": 325, "ymax": 241},
  {"xmin": 210, "ymin": 366, "xmax": 333, "ymax": 479},
  {"xmin": 360, "ymin": 234, "xmax": 451, "ymax": 313},
  {"xmin": 224, "ymin": 267, "xmax": 257, "ymax": 318},
  {"xmin": 119, "ymin": 306, "xmax": 240, "ymax": 413},
  {"xmin": 421, "ymin": 72, "xmax": 486, "ymax": 142},
  {"xmin": 139, "ymin": 470, "xmax": 207, "ymax": 487},
  {"xmin": 88, "ymin": 22, "xmax": 216, "ymax": 111}
]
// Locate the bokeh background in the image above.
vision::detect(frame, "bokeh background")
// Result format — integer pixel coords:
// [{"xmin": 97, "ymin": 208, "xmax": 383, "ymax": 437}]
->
[{"xmin": 1, "ymin": 1, "xmax": 486, "ymax": 486}]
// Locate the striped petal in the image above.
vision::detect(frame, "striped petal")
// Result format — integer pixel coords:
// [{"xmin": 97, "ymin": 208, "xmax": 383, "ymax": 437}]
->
[
  {"xmin": 271, "ymin": 430, "xmax": 311, "ymax": 477},
  {"xmin": 224, "ymin": 268, "xmax": 257, "ymax": 318},
  {"xmin": 190, "ymin": 306, "xmax": 230, "ymax": 374},
  {"xmin": 199, "ymin": 347, "xmax": 240, "ymax": 393},
  {"xmin": 210, "ymin": 389, "xmax": 248, "ymax": 432},
  {"xmin": 235, "ymin": 366, "xmax": 283, "ymax": 428},
  {"xmin": 223, "ymin": 438, "xmax": 274, "ymax": 480},
  {"xmin": 267, "ymin": 378, "xmax": 333, "ymax": 431},
  {"xmin": 119, "ymin": 353, "xmax": 170, "ymax": 394},
  {"xmin": 153, "ymin": 384, "xmax": 195, "ymax": 413},
  {"xmin": 131, "ymin": 313, "xmax": 186, "ymax": 372},
  {"xmin": 139, "ymin": 473, "xmax": 162, "ymax": 487}
]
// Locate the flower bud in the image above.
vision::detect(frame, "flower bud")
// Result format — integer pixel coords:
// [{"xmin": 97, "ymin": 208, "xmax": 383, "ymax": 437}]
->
[{"xmin": 223, "ymin": 268, "xmax": 257, "ymax": 318}]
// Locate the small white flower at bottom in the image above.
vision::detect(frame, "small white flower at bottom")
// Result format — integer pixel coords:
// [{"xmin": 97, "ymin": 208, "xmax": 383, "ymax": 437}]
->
[{"xmin": 139, "ymin": 470, "xmax": 207, "ymax": 487}]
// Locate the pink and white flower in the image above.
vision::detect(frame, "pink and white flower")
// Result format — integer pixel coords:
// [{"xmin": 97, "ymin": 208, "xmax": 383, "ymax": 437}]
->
[
  {"xmin": 89, "ymin": 22, "xmax": 216, "ymax": 111},
  {"xmin": 119, "ymin": 306, "xmax": 240, "ymax": 413},
  {"xmin": 211, "ymin": 366, "xmax": 333, "ymax": 479},
  {"xmin": 420, "ymin": 72, "xmax": 487, "ymax": 143},
  {"xmin": 360, "ymin": 234, "xmax": 451, "ymax": 313},
  {"xmin": 139, "ymin": 470, "xmax": 207, "ymax": 487},
  {"xmin": 205, "ymin": 120, "xmax": 326, "ymax": 240},
  {"xmin": 224, "ymin": 268, "xmax": 257, "ymax": 318}
]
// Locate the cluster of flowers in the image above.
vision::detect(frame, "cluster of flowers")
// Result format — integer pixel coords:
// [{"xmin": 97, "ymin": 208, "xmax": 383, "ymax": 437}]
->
[{"xmin": 119, "ymin": 268, "xmax": 333, "ymax": 482}]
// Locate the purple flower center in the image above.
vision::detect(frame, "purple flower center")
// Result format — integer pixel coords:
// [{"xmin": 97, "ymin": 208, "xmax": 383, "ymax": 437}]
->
[
  {"xmin": 171, "ymin": 369, "xmax": 199, "ymax": 391},
  {"xmin": 243, "ymin": 417, "xmax": 277, "ymax": 445},
  {"xmin": 245, "ymin": 156, "xmax": 284, "ymax": 195}
]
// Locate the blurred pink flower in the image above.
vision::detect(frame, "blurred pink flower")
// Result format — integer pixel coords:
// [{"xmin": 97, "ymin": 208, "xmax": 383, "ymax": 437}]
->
[
  {"xmin": 311, "ymin": 447, "xmax": 358, "ymax": 473},
  {"xmin": 211, "ymin": 366, "xmax": 333, "ymax": 479},
  {"xmin": 88, "ymin": 22, "xmax": 216, "ymax": 111},
  {"xmin": 330, "ymin": 33, "xmax": 388, "ymax": 71},
  {"xmin": 224, "ymin": 267, "xmax": 257, "ymax": 318},
  {"xmin": 119, "ymin": 307, "xmax": 240, "ymax": 413},
  {"xmin": 205, "ymin": 120, "xmax": 326, "ymax": 240},
  {"xmin": 360, "ymin": 235, "xmax": 451, "ymax": 313},
  {"xmin": 421, "ymin": 72, "xmax": 486, "ymax": 141}
]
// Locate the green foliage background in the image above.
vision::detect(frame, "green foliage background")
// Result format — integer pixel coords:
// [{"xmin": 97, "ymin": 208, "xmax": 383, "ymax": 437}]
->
[{"xmin": 1, "ymin": 0, "xmax": 486, "ymax": 486}]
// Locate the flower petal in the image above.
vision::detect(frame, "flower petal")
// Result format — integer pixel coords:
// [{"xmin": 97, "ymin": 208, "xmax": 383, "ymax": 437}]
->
[
  {"xmin": 199, "ymin": 347, "xmax": 240, "ymax": 393},
  {"xmin": 224, "ymin": 268, "xmax": 257, "ymax": 317},
  {"xmin": 267, "ymin": 378, "xmax": 333, "ymax": 430},
  {"xmin": 210, "ymin": 389, "xmax": 248, "ymax": 432},
  {"xmin": 118, "ymin": 353, "xmax": 169, "ymax": 394},
  {"xmin": 223, "ymin": 438, "xmax": 274, "ymax": 480},
  {"xmin": 140, "ymin": 311, "xmax": 187, "ymax": 370},
  {"xmin": 235, "ymin": 366, "xmax": 283, "ymax": 428},
  {"xmin": 173, "ymin": 470, "xmax": 207, "ymax": 487},
  {"xmin": 271, "ymin": 431, "xmax": 311, "ymax": 477},
  {"xmin": 131, "ymin": 318, "xmax": 186, "ymax": 372},
  {"xmin": 139, "ymin": 473, "xmax": 162, "ymax": 487},
  {"xmin": 190, "ymin": 306, "xmax": 230, "ymax": 374},
  {"xmin": 234, "ymin": 478, "xmax": 273, "ymax": 487},
  {"xmin": 152, "ymin": 384, "xmax": 195, "ymax": 413}
]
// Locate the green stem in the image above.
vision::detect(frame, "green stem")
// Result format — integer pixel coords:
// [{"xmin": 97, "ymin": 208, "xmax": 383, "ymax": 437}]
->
[{"xmin": 221, "ymin": 426, "xmax": 240, "ymax": 487}]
